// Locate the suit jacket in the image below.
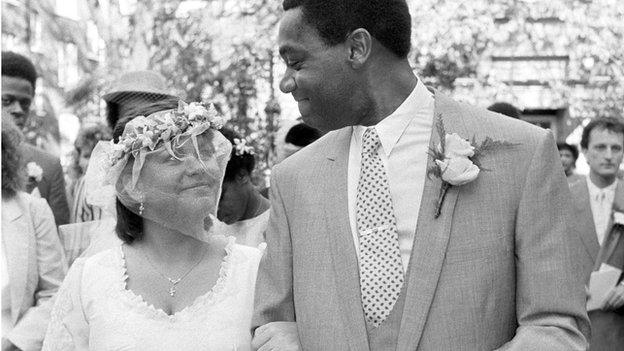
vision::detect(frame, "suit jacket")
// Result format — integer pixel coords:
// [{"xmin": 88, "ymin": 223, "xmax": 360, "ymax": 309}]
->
[
  {"xmin": 569, "ymin": 178, "xmax": 624, "ymax": 350},
  {"xmin": 253, "ymin": 92, "xmax": 590, "ymax": 350},
  {"xmin": 2, "ymin": 192, "xmax": 67, "ymax": 351},
  {"xmin": 21, "ymin": 143, "xmax": 70, "ymax": 226},
  {"xmin": 569, "ymin": 179, "xmax": 624, "ymax": 281}
]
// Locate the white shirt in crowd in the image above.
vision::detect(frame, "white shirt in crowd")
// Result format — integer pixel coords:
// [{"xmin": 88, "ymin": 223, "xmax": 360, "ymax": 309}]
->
[
  {"xmin": 586, "ymin": 176, "xmax": 617, "ymax": 246},
  {"xmin": 348, "ymin": 78, "xmax": 434, "ymax": 271},
  {"xmin": 1, "ymin": 242, "xmax": 11, "ymax": 337}
]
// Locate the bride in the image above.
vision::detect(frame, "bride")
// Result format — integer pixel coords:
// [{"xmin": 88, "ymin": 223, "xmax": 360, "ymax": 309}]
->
[{"xmin": 42, "ymin": 100, "xmax": 264, "ymax": 350}]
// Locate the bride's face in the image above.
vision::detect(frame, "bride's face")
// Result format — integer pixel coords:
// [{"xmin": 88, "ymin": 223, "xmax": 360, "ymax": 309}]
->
[{"xmin": 138, "ymin": 131, "xmax": 223, "ymax": 225}]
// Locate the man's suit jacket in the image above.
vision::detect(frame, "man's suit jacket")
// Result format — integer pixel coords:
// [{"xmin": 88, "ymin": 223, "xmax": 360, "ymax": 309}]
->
[
  {"xmin": 21, "ymin": 143, "xmax": 70, "ymax": 226},
  {"xmin": 569, "ymin": 178, "xmax": 624, "ymax": 281},
  {"xmin": 569, "ymin": 178, "xmax": 624, "ymax": 349},
  {"xmin": 253, "ymin": 92, "xmax": 589, "ymax": 350},
  {"xmin": 2, "ymin": 192, "xmax": 67, "ymax": 351}
]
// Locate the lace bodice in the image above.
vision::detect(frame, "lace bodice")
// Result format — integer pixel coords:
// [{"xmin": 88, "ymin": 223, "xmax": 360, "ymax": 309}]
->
[{"xmin": 42, "ymin": 237, "xmax": 264, "ymax": 351}]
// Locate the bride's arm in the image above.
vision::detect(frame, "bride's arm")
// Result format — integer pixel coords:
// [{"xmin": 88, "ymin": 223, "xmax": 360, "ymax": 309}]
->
[{"xmin": 42, "ymin": 258, "xmax": 89, "ymax": 351}]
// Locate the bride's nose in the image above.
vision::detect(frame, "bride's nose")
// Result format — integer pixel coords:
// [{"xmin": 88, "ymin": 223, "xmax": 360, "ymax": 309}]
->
[{"xmin": 185, "ymin": 155, "xmax": 219, "ymax": 178}]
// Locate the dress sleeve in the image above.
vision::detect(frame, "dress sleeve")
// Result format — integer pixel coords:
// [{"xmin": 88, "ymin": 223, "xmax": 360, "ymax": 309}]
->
[{"xmin": 42, "ymin": 258, "xmax": 89, "ymax": 351}]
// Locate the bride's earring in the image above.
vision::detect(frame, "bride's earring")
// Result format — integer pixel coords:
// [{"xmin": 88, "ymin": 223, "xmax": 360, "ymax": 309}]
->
[{"xmin": 138, "ymin": 193, "xmax": 145, "ymax": 215}]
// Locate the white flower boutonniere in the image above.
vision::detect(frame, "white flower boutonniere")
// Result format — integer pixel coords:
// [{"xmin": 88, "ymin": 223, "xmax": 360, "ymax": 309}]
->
[
  {"xmin": 26, "ymin": 161, "xmax": 43, "ymax": 182},
  {"xmin": 427, "ymin": 115, "xmax": 517, "ymax": 218},
  {"xmin": 434, "ymin": 134, "xmax": 480, "ymax": 186}
]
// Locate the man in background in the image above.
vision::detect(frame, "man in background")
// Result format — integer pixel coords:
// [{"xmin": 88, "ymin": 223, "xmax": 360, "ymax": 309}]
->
[
  {"xmin": 2, "ymin": 51, "xmax": 69, "ymax": 226},
  {"xmin": 569, "ymin": 117, "xmax": 624, "ymax": 350}
]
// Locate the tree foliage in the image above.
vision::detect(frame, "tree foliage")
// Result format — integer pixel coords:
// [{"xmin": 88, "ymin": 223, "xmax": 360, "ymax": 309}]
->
[{"xmin": 410, "ymin": 0, "xmax": 624, "ymax": 122}]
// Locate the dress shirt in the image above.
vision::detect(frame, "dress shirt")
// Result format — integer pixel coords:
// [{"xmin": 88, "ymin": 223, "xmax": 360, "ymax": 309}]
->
[
  {"xmin": 586, "ymin": 176, "xmax": 617, "ymax": 246},
  {"xmin": 348, "ymin": 78, "xmax": 434, "ymax": 271}
]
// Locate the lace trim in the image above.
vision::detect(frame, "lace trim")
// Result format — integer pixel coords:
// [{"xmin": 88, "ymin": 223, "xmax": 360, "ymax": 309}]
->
[{"xmin": 115, "ymin": 236, "xmax": 237, "ymax": 322}]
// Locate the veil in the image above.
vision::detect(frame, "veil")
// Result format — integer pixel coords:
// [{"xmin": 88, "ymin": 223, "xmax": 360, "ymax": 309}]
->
[{"xmin": 81, "ymin": 101, "xmax": 231, "ymax": 246}]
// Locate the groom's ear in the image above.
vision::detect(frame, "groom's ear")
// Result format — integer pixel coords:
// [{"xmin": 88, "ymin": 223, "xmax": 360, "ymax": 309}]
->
[{"xmin": 346, "ymin": 28, "xmax": 372, "ymax": 69}]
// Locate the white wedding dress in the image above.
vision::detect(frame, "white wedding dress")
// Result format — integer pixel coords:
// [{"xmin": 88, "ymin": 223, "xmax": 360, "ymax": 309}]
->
[{"xmin": 42, "ymin": 237, "xmax": 264, "ymax": 351}]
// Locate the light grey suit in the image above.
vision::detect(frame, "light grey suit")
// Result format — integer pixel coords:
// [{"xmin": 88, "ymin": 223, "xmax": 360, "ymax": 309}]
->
[
  {"xmin": 253, "ymin": 92, "xmax": 590, "ymax": 350},
  {"xmin": 2, "ymin": 192, "xmax": 67, "ymax": 351}
]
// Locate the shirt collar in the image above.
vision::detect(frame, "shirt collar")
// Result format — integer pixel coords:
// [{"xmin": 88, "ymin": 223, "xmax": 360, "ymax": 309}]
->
[
  {"xmin": 587, "ymin": 176, "xmax": 618, "ymax": 199},
  {"xmin": 354, "ymin": 77, "xmax": 433, "ymax": 157}
]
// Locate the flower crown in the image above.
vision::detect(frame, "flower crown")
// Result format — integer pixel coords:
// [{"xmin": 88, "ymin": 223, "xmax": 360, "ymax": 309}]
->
[
  {"xmin": 109, "ymin": 101, "xmax": 226, "ymax": 164},
  {"xmin": 233, "ymin": 138, "xmax": 255, "ymax": 156}
]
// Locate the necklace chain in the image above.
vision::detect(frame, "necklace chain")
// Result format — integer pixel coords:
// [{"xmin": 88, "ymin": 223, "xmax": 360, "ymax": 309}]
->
[{"xmin": 141, "ymin": 248, "xmax": 208, "ymax": 297}]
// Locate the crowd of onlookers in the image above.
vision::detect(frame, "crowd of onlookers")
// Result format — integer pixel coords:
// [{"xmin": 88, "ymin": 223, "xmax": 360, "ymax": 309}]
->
[{"xmin": 2, "ymin": 48, "xmax": 623, "ymax": 349}]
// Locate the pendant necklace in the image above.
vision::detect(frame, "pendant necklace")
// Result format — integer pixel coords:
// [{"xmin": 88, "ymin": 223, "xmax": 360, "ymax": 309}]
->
[{"xmin": 141, "ymin": 248, "xmax": 208, "ymax": 297}]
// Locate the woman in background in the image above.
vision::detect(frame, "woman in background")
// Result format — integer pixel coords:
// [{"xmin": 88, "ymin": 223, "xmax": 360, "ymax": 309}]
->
[
  {"xmin": 1, "ymin": 116, "xmax": 66, "ymax": 351},
  {"xmin": 216, "ymin": 128, "xmax": 270, "ymax": 247},
  {"xmin": 68, "ymin": 123, "xmax": 112, "ymax": 223}
]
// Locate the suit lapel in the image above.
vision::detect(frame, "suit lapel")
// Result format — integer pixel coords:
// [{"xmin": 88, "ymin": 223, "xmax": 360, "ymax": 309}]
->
[
  {"xmin": 1, "ymin": 196, "xmax": 30, "ymax": 323},
  {"xmin": 323, "ymin": 128, "xmax": 370, "ymax": 351},
  {"xmin": 570, "ymin": 180, "xmax": 600, "ymax": 262},
  {"xmin": 397, "ymin": 92, "xmax": 467, "ymax": 351}
]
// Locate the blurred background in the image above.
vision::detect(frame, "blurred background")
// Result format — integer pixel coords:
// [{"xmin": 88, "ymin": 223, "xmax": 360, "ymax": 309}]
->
[{"xmin": 2, "ymin": 0, "xmax": 623, "ymax": 178}]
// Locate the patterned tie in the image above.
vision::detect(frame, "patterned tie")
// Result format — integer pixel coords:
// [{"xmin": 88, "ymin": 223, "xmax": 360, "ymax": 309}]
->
[
  {"xmin": 595, "ymin": 191, "xmax": 606, "ymax": 205},
  {"xmin": 356, "ymin": 127, "xmax": 404, "ymax": 328}
]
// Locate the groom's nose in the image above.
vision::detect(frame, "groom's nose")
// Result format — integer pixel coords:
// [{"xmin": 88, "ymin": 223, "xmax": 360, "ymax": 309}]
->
[{"xmin": 280, "ymin": 73, "xmax": 296, "ymax": 94}]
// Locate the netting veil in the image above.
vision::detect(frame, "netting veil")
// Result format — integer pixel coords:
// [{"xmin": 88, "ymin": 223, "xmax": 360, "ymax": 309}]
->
[{"xmin": 84, "ymin": 101, "xmax": 231, "ymax": 242}]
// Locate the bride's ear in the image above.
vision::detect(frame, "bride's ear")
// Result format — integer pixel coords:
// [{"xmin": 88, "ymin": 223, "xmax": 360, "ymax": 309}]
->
[{"xmin": 346, "ymin": 28, "xmax": 372, "ymax": 69}]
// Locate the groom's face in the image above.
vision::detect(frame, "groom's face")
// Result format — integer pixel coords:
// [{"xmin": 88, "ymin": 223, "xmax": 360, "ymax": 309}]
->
[{"xmin": 278, "ymin": 8, "xmax": 362, "ymax": 132}]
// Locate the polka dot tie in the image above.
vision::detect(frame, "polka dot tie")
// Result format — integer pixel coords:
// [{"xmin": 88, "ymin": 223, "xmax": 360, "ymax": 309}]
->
[{"xmin": 356, "ymin": 127, "xmax": 404, "ymax": 328}]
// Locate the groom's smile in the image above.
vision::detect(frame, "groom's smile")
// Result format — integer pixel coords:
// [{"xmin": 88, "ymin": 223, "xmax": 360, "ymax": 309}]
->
[{"xmin": 277, "ymin": 7, "xmax": 365, "ymax": 132}]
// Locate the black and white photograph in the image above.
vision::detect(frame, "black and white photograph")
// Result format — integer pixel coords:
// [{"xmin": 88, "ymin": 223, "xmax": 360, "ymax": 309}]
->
[{"xmin": 1, "ymin": 0, "xmax": 623, "ymax": 350}]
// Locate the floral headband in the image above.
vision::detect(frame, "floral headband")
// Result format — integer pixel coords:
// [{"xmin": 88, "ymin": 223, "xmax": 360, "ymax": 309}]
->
[
  {"xmin": 83, "ymin": 100, "xmax": 233, "ymax": 242},
  {"xmin": 110, "ymin": 100, "xmax": 225, "ymax": 165},
  {"xmin": 102, "ymin": 100, "xmax": 229, "ymax": 192},
  {"xmin": 85, "ymin": 100, "xmax": 232, "ymax": 217}
]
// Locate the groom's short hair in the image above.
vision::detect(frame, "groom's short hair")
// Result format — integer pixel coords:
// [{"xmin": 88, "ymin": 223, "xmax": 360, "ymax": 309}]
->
[
  {"xmin": 580, "ymin": 116, "xmax": 624, "ymax": 149},
  {"xmin": 282, "ymin": 0, "xmax": 412, "ymax": 59}
]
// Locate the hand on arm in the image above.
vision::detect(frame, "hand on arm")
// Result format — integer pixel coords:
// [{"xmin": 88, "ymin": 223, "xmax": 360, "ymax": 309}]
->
[{"xmin": 252, "ymin": 322, "xmax": 301, "ymax": 351}]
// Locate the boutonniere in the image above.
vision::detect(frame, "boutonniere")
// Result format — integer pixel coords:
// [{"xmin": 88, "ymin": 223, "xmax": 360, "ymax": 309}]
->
[
  {"xmin": 26, "ymin": 161, "xmax": 43, "ymax": 183},
  {"xmin": 427, "ymin": 115, "xmax": 517, "ymax": 218}
]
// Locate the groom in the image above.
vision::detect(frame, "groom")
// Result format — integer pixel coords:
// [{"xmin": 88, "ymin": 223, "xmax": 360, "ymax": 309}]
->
[{"xmin": 252, "ymin": 0, "xmax": 589, "ymax": 350}]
